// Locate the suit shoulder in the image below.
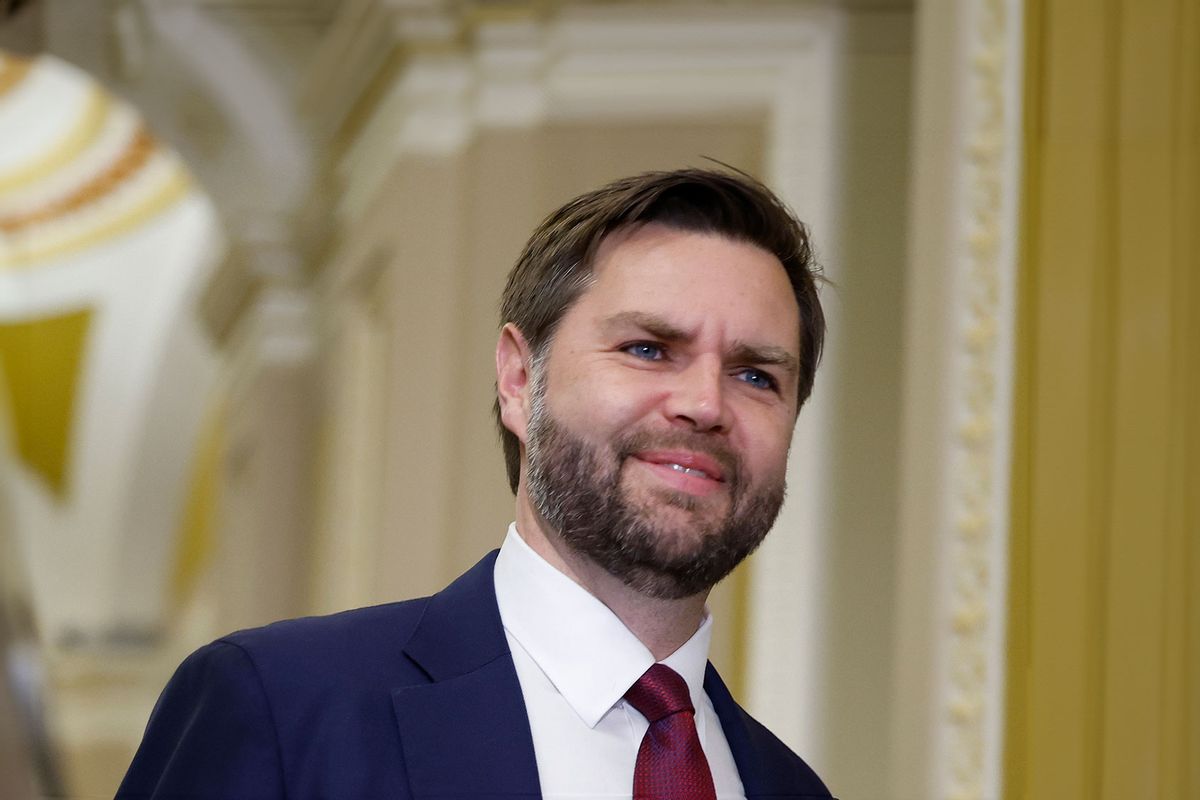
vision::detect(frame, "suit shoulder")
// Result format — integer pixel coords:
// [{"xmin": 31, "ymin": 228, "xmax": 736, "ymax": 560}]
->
[
  {"xmin": 215, "ymin": 597, "xmax": 432, "ymax": 687},
  {"xmin": 220, "ymin": 596, "xmax": 429, "ymax": 645},
  {"xmin": 122, "ymin": 601, "xmax": 436, "ymax": 798}
]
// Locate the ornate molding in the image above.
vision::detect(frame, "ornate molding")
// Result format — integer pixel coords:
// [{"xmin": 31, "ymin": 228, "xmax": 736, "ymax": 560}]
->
[
  {"xmin": 300, "ymin": 0, "xmax": 466, "ymax": 145},
  {"xmin": 324, "ymin": 2, "xmax": 836, "ymax": 233},
  {"xmin": 942, "ymin": 0, "xmax": 1021, "ymax": 798}
]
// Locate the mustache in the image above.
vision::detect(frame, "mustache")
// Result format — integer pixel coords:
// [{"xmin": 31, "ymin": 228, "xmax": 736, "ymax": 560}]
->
[{"xmin": 612, "ymin": 430, "xmax": 741, "ymax": 488}]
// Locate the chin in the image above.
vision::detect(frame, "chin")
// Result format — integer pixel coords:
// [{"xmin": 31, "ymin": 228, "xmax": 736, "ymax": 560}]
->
[{"xmin": 629, "ymin": 486, "xmax": 730, "ymax": 528}]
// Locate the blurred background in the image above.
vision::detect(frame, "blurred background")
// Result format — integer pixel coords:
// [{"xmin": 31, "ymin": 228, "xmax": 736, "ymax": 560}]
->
[{"xmin": 0, "ymin": 1, "xmax": 1195, "ymax": 798}]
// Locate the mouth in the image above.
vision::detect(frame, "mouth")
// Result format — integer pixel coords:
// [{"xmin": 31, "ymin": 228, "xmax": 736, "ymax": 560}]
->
[{"xmin": 630, "ymin": 449, "xmax": 729, "ymax": 496}]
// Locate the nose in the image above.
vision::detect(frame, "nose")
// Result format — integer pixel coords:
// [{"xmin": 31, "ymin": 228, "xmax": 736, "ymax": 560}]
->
[{"xmin": 663, "ymin": 356, "xmax": 730, "ymax": 433}]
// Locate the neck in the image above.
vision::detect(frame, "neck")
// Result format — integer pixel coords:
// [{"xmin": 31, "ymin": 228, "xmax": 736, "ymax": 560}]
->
[{"xmin": 514, "ymin": 496, "xmax": 708, "ymax": 661}]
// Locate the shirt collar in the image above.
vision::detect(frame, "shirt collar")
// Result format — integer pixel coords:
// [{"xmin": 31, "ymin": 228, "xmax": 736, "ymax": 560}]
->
[{"xmin": 493, "ymin": 523, "xmax": 714, "ymax": 729}]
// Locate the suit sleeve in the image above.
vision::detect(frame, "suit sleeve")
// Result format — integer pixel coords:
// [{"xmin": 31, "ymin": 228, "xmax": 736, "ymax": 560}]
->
[{"xmin": 116, "ymin": 640, "xmax": 285, "ymax": 800}]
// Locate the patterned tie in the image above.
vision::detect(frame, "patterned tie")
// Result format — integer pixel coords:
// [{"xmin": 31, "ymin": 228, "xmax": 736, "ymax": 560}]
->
[{"xmin": 624, "ymin": 663, "xmax": 718, "ymax": 800}]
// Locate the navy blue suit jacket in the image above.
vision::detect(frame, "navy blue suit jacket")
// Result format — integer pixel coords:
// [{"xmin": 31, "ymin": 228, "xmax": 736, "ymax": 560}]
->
[{"xmin": 118, "ymin": 551, "xmax": 833, "ymax": 799}]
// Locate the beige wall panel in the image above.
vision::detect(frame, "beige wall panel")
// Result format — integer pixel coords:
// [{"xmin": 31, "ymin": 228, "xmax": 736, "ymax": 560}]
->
[
  {"xmin": 816, "ymin": 13, "xmax": 910, "ymax": 796},
  {"xmin": 447, "ymin": 131, "xmax": 547, "ymax": 573},
  {"xmin": 370, "ymin": 157, "xmax": 472, "ymax": 604},
  {"xmin": 890, "ymin": 1, "xmax": 967, "ymax": 791},
  {"xmin": 218, "ymin": 362, "xmax": 317, "ymax": 632},
  {"xmin": 311, "ymin": 291, "xmax": 388, "ymax": 612}
]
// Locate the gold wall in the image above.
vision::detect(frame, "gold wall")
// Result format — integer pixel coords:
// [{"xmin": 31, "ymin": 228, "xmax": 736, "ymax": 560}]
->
[{"xmin": 1005, "ymin": 0, "xmax": 1200, "ymax": 797}]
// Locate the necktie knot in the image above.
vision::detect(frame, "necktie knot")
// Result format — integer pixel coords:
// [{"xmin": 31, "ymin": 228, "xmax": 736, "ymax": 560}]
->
[
  {"xmin": 624, "ymin": 663, "xmax": 715, "ymax": 799},
  {"xmin": 624, "ymin": 663, "xmax": 694, "ymax": 724}
]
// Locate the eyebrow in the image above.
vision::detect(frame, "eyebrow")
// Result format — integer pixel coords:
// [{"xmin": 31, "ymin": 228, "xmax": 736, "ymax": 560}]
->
[
  {"xmin": 728, "ymin": 343, "xmax": 800, "ymax": 379},
  {"xmin": 600, "ymin": 311, "xmax": 800, "ymax": 379},
  {"xmin": 601, "ymin": 311, "xmax": 690, "ymax": 342}
]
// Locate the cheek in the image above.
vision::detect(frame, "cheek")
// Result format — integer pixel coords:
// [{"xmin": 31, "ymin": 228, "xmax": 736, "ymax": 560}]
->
[
  {"xmin": 552, "ymin": 368, "xmax": 663, "ymax": 424},
  {"xmin": 741, "ymin": 418, "xmax": 795, "ymax": 476}
]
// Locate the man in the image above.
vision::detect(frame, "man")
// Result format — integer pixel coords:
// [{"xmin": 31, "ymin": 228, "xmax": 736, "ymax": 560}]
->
[{"xmin": 118, "ymin": 168, "xmax": 834, "ymax": 799}]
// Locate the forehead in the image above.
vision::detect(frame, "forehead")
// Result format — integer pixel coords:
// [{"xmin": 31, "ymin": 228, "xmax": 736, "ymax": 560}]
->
[{"xmin": 565, "ymin": 223, "xmax": 801, "ymax": 346}]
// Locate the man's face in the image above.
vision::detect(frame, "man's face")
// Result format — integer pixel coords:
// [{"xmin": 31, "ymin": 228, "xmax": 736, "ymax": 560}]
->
[{"xmin": 521, "ymin": 223, "xmax": 802, "ymax": 599}]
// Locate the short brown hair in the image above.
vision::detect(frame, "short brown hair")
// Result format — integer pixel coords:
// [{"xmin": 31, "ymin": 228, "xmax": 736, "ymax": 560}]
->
[{"xmin": 495, "ymin": 167, "xmax": 825, "ymax": 494}]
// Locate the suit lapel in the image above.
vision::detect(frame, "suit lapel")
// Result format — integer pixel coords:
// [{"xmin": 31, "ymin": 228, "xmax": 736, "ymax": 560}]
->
[
  {"xmin": 392, "ymin": 551, "xmax": 541, "ymax": 799},
  {"xmin": 705, "ymin": 662, "xmax": 804, "ymax": 799}
]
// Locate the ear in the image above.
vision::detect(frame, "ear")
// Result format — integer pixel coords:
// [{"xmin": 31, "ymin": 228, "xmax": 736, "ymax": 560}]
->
[{"xmin": 496, "ymin": 323, "xmax": 536, "ymax": 443}]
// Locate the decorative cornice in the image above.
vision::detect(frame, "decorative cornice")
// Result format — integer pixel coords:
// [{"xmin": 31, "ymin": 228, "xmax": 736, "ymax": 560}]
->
[
  {"xmin": 198, "ymin": 246, "xmax": 264, "ymax": 349},
  {"xmin": 199, "ymin": 231, "xmax": 307, "ymax": 349},
  {"xmin": 300, "ymin": 0, "xmax": 467, "ymax": 145},
  {"xmin": 318, "ymin": 2, "xmax": 833, "ymax": 229}
]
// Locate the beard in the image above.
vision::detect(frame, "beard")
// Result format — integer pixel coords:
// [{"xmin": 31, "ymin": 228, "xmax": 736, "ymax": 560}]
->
[{"xmin": 524, "ymin": 384, "xmax": 787, "ymax": 600}]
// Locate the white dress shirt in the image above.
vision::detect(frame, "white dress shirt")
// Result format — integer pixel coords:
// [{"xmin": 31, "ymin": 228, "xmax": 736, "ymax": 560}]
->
[{"xmin": 493, "ymin": 523, "xmax": 747, "ymax": 800}]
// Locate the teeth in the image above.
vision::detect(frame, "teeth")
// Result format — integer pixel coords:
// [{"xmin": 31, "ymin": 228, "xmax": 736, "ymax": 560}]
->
[{"xmin": 669, "ymin": 463, "xmax": 708, "ymax": 478}]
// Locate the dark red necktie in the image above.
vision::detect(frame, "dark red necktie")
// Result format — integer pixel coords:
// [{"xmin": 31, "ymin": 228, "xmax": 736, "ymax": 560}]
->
[{"xmin": 624, "ymin": 663, "xmax": 718, "ymax": 800}]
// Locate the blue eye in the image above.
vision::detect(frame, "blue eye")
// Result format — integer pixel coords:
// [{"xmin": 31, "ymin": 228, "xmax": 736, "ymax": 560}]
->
[
  {"xmin": 737, "ymin": 368, "xmax": 778, "ymax": 392},
  {"xmin": 625, "ymin": 342, "xmax": 665, "ymax": 360}
]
